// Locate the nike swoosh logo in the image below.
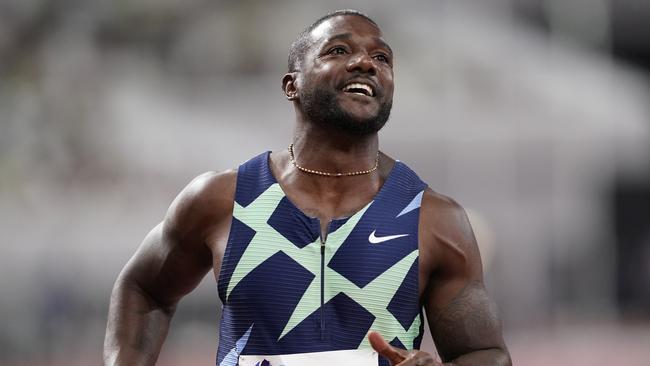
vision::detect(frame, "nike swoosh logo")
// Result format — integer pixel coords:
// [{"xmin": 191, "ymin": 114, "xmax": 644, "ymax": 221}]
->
[{"xmin": 368, "ymin": 230, "xmax": 409, "ymax": 244}]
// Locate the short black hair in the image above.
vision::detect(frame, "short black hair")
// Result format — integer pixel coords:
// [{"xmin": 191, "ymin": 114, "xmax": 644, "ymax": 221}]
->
[{"xmin": 287, "ymin": 9, "xmax": 379, "ymax": 72}]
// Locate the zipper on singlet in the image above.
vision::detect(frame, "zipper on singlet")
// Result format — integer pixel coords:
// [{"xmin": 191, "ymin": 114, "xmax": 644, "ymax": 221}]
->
[
  {"xmin": 319, "ymin": 220, "xmax": 332, "ymax": 341},
  {"xmin": 320, "ymin": 236, "xmax": 326, "ymax": 340}
]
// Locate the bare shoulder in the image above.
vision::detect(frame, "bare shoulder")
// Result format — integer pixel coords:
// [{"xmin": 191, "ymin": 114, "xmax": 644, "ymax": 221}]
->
[
  {"xmin": 419, "ymin": 187, "xmax": 482, "ymax": 279},
  {"xmin": 163, "ymin": 169, "xmax": 238, "ymax": 241},
  {"xmin": 420, "ymin": 188, "xmax": 469, "ymax": 228}
]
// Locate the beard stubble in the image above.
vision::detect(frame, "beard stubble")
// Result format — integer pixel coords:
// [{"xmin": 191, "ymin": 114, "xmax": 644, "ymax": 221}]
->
[{"xmin": 300, "ymin": 85, "xmax": 392, "ymax": 136}]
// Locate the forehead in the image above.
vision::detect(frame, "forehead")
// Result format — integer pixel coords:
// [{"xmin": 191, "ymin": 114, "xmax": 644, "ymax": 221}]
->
[{"xmin": 310, "ymin": 15, "xmax": 384, "ymax": 45}]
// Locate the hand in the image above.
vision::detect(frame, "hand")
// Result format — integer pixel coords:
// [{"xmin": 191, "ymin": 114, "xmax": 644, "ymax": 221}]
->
[{"xmin": 367, "ymin": 331, "xmax": 443, "ymax": 366}]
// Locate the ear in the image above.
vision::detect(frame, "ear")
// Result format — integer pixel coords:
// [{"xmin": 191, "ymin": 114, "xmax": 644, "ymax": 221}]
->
[{"xmin": 282, "ymin": 72, "xmax": 299, "ymax": 101}]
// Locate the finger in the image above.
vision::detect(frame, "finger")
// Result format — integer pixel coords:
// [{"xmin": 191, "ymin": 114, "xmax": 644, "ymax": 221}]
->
[
  {"xmin": 367, "ymin": 331, "xmax": 409, "ymax": 365},
  {"xmin": 395, "ymin": 351, "xmax": 439, "ymax": 366}
]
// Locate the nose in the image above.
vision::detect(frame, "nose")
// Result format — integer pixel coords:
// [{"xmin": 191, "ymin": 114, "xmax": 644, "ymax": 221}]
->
[{"xmin": 346, "ymin": 52, "xmax": 376, "ymax": 76}]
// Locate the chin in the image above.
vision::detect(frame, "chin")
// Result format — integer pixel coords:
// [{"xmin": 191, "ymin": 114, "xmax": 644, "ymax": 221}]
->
[
  {"xmin": 301, "ymin": 88, "xmax": 392, "ymax": 135},
  {"xmin": 339, "ymin": 112, "xmax": 372, "ymax": 124},
  {"xmin": 333, "ymin": 112, "xmax": 390, "ymax": 136}
]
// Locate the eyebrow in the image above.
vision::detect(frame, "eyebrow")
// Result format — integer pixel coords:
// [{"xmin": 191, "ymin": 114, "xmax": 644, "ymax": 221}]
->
[{"xmin": 323, "ymin": 32, "xmax": 394, "ymax": 56}]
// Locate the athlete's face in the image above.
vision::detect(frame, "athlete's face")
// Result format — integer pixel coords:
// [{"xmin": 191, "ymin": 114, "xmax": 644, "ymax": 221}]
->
[{"xmin": 295, "ymin": 15, "xmax": 394, "ymax": 135}]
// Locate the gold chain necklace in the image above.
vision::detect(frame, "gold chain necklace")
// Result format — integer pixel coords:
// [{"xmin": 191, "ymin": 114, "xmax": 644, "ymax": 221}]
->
[{"xmin": 288, "ymin": 143, "xmax": 379, "ymax": 177}]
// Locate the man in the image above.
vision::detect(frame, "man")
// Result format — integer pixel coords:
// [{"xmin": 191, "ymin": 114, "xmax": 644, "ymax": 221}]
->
[{"xmin": 104, "ymin": 9, "xmax": 511, "ymax": 366}]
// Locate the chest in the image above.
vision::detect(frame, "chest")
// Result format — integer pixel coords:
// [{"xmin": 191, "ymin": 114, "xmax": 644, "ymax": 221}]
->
[
  {"xmin": 281, "ymin": 180, "xmax": 380, "ymax": 231},
  {"xmin": 217, "ymin": 182, "xmax": 425, "ymax": 354}
]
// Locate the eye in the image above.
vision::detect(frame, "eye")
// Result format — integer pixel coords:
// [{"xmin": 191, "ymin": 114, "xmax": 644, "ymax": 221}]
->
[
  {"xmin": 374, "ymin": 54, "xmax": 390, "ymax": 63},
  {"xmin": 328, "ymin": 46, "xmax": 347, "ymax": 55}
]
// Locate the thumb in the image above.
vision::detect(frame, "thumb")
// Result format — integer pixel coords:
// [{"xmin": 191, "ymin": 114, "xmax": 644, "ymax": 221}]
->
[{"xmin": 367, "ymin": 331, "xmax": 409, "ymax": 365}]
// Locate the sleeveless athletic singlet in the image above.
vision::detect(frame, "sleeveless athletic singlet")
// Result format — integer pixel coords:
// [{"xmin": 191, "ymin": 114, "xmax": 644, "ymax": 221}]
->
[{"xmin": 216, "ymin": 151, "xmax": 428, "ymax": 366}]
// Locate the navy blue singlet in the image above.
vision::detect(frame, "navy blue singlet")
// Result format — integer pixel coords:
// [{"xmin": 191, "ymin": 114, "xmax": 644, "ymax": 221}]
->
[{"xmin": 216, "ymin": 152, "xmax": 428, "ymax": 366}]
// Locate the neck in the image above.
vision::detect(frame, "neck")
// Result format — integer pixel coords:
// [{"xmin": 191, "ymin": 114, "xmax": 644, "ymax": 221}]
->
[{"xmin": 291, "ymin": 119, "xmax": 379, "ymax": 175}]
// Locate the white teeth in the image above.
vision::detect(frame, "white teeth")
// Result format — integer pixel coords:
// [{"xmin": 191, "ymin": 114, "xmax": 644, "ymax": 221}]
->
[{"xmin": 343, "ymin": 82, "xmax": 373, "ymax": 96}]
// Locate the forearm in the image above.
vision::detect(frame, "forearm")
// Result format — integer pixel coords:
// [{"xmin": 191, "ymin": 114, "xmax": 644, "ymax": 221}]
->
[
  {"xmin": 444, "ymin": 348, "xmax": 511, "ymax": 366},
  {"xmin": 104, "ymin": 279, "xmax": 176, "ymax": 366}
]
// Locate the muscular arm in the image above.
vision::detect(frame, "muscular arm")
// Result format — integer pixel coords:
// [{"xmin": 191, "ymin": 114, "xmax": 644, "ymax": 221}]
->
[
  {"xmin": 420, "ymin": 189, "xmax": 511, "ymax": 365},
  {"xmin": 103, "ymin": 171, "xmax": 235, "ymax": 365}
]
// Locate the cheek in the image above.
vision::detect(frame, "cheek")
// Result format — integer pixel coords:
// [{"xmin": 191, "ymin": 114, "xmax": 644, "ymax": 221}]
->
[
  {"xmin": 382, "ymin": 69, "xmax": 394, "ymax": 88},
  {"xmin": 316, "ymin": 61, "xmax": 335, "ymax": 72},
  {"xmin": 383, "ymin": 75, "xmax": 395, "ymax": 97},
  {"xmin": 311, "ymin": 58, "xmax": 338, "ymax": 75},
  {"xmin": 300, "ymin": 64, "xmax": 337, "ymax": 90}
]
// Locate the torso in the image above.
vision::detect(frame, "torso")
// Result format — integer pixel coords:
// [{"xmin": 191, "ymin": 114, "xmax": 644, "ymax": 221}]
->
[{"xmin": 206, "ymin": 150, "xmax": 432, "ymax": 365}]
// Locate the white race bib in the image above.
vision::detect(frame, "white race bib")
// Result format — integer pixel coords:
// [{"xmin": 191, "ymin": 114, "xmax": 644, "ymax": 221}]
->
[{"xmin": 238, "ymin": 348, "xmax": 378, "ymax": 366}]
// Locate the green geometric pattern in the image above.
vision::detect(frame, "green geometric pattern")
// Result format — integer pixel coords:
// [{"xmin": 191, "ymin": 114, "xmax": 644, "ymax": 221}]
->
[{"xmin": 225, "ymin": 183, "xmax": 421, "ymax": 349}]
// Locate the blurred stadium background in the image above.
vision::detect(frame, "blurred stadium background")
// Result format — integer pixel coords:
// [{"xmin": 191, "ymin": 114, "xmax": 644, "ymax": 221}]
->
[{"xmin": 1, "ymin": 0, "xmax": 649, "ymax": 364}]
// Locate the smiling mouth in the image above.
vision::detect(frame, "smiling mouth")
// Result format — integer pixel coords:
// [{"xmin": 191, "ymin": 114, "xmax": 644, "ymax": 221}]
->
[{"xmin": 342, "ymin": 82, "xmax": 374, "ymax": 97}]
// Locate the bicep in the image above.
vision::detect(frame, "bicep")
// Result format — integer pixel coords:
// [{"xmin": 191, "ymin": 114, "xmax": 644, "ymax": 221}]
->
[
  {"xmin": 426, "ymin": 280, "xmax": 505, "ymax": 361},
  {"xmin": 119, "ymin": 220, "xmax": 212, "ymax": 310}
]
